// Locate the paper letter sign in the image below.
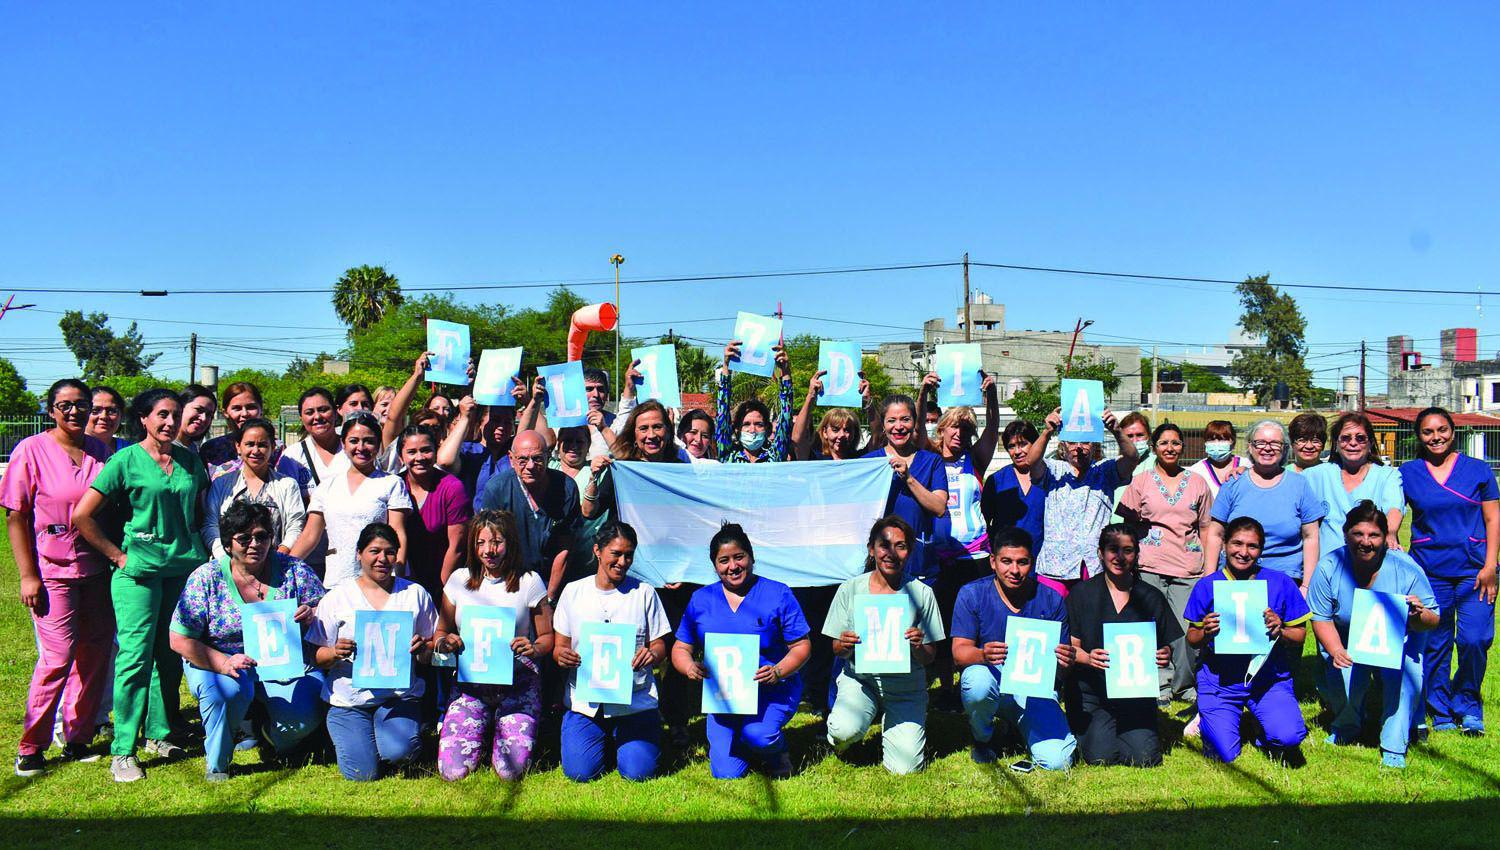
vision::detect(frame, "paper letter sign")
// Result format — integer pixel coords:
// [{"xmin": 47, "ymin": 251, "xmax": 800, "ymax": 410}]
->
[
  {"xmin": 998, "ymin": 616, "xmax": 1062, "ymax": 701},
  {"xmin": 817, "ymin": 341, "xmax": 864, "ymax": 408},
  {"xmin": 631, "ymin": 344, "xmax": 682, "ymax": 408},
  {"xmin": 351, "ymin": 609, "xmax": 414, "ymax": 689},
  {"xmin": 702, "ymin": 632, "xmax": 760, "ymax": 715},
  {"xmin": 457, "ymin": 605, "xmax": 518, "ymax": 685},
  {"xmin": 1349, "ymin": 588, "xmax": 1406, "ymax": 670},
  {"xmin": 473, "ymin": 348, "xmax": 523, "ymax": 407},
  {"xmin": 539, "ymin": 361, "xmax": 587, "ymax": 428},
  {"xmin": 934, "ymin": 343, "xmax": 984, "ymax": 408},
  {"xmin": 853, "ymin": 594, "xmax": 913, "ymax": 674},
  {"xmin": 1214, "ymin": 580, "xmax": 1270, "ymax": 655},
  {"xmin": 1103, "ymin": 621, "xmax": 1157, "ymax": 699},
  {"xmin": 576, "ymin": 621, "xmax": 637, "ymax": 705},
  {"xmin": 1059, "ymin": 378, "xmax": 1105, "ymax": 442},
  {"xmin": 242, "ymin": 598, "xmax": 303, "ymax": 682},
  {"xmin": 425, "ymin": 320, "xmax": 472, "ymax": 385},
  {"xmin": 730, "ymin": 312, "xmax": 783, "ymax": 378}
]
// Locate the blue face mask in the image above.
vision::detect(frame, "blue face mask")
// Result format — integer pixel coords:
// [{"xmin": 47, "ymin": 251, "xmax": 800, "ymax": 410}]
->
[
  {"xmin": 739, "ymin": 428, "xmax": 767, "ymax": 452},
  {"xmin": 1204, "ymin": 440, "xmax": 1233, "ymax": 461}
]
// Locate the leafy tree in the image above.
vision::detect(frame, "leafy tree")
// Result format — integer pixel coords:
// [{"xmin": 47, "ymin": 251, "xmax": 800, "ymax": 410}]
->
[
  {"xmin": 1007, "ymin": 354, "xmax": 1120, "ymax": 424},
  {"xmin": 1138, "ymin": 357, "xmax": 1236, "ymax": 394},
  {"xmin": 58, "ymin": 310, "xmax": 160, "ymax": 380},
  {"xmin": 1228, "ymin": 274, "xmax": 1313, "ymax": 407},
  {"xmin": 0, "ymin": 357, "xmax": 39, "ymax": 416},
  {"xmin": 332, "ymin": 265, "xmax": 404, "ymax": 333}
]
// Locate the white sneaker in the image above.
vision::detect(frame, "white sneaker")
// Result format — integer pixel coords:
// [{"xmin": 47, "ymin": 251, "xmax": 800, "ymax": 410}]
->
[
  {"xmin": 1183, "ymin": 714, "xmax": 1201, "ymax": 739},
  {"xmin": 110, "ymin": 755, "xmax": 144, "ymax": 782}
]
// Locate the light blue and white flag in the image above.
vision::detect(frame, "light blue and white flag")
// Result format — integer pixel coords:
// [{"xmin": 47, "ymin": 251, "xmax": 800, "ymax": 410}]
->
[{"xmin": 611, "ymin": 458, "xmax": 891, "ymax": 587}]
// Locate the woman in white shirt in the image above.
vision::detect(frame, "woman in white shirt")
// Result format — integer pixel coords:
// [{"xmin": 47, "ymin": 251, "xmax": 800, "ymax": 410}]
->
[
  {"xmin": 552, "ymin": 521, "xmax": 671, "ymax": 782},
  {"xmin": 433, "ymin": 510, "xmax": 554, "ymax": 781},
  {"xmin": 1188, "ymin": 419, "xmax": 1247, "ymax": 498},
  {"xmin": 291, "ymin": 414, "xmax": 412, "ymax": 588},
  {"xmin": 202, "ymin": 418, "xmax": 307, "ymax": 560},
  {"xmin": 306, "ymin": 523, "xmax": 436, "ymax": 781}
]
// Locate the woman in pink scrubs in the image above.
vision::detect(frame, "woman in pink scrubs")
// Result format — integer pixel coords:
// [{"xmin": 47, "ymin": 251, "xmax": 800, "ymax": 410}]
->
[{"xmin": 2, "ymin": 379, "xmax": 116, "ymax": 775}]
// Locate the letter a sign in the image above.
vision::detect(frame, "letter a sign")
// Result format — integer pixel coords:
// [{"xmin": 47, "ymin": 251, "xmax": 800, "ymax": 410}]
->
[
  {"xmin": 1059, "ymin": 378, "xmax": 1105, "ymax": 441},
  {"xmin": 1349, "ymin": 588, "xmax": 1406, "ymax": 670}
]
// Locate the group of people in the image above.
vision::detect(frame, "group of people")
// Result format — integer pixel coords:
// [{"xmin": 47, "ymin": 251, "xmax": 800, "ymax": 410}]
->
[{"xmin": 3, "ymin": 342, "xmax": 1494, "ymax": 783}]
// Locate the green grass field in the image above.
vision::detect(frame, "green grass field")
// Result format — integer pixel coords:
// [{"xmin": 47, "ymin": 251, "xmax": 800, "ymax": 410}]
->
[{"xmin": 2, "ymin": 526, "xmax": 1497, "ymax": 849}]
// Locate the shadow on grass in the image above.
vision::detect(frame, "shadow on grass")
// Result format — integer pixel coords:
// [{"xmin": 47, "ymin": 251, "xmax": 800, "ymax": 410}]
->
[{"xmin": 9, "ymin": 801, "xmax": 1500, "ymax": 849}]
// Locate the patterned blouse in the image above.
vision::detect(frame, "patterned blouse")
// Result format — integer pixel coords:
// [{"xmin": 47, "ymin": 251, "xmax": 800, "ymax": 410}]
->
[
  {"xmin": 713, "ymin": 370, "xmax": 794, "ymax": 463},
  {"xmin": 170, "ymin": 553, "xmax": 325, "ymax": 655}
]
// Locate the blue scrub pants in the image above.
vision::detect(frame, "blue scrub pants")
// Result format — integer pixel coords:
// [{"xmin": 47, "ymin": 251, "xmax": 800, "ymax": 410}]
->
[
  {"xmin": 184, "ymin": 663, "xmax": 325, "ymax": 773},
  {"xmin": 560, "ymin": 708, "xmax": 661, "ymax": 782},
  {"xmin": 325, "ymin": 697, "xmax": 422, "ymax": 781},
  {"xmin": 1424, "ymin": 576, "xmax": 1494, "ymax": 727},
  {"xmin": 1318, "ymin": 657, "xmax": 1422, "ymax": 758},
  {"xmin": 959, "ymin": 664, "xmax": 1075, "ymax": 770},
  {"xmin": 705, "ymin": 679, "xmax": 800, "ymax": 779},
  {"xmin": 1197, "ymin": 675, "xmax": 1306, "ymax": 762}
]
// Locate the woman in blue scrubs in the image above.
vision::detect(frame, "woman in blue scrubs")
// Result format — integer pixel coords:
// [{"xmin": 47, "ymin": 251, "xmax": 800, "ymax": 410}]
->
[
  {"xmin": 671, "ymin": 523, "xmax": 811, "ymax": 779},
  {"xmin": 863, "ymin": 395, "xmax": 949, "ymax": 585},
  {"xmin": 1305, "ymin": 412, "xmax": 1404, "ymax": 560},
  {"xmin": 981, "ymin": 421, "xmax": 1050, "ymax": 551},
  {"xmin": 1398, "ymin": 407, "xmax": 1499, "ymax": 736}
]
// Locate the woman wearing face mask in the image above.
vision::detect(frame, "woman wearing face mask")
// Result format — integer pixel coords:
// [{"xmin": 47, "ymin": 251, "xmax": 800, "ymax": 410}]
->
[
  {"xmin": 1117, "ymin": 422, "xmax": 1214, "ymax": 708},
  {"xmin": 672, "ymin": 523, "xmax": 811, "ymax": 779},
  {"xmin": 714, "ymin": 341, "xmax": 794, "ymax": 463},
  {"xmin": 434, "ymin": 510, "xmax": 553, "ymax": 781},
  {"xmin": 86, "ymin": 385, "xmax": 130, "ymax": 453},
  {"xmin": 74, "ymin": 388, "xmax": 210, "ymax": 782},
  {"xmin": 307, "ymin": 522, "xmax": 437, "ymax": 781},
  {"xmin": 1185, "ymin": 516, "xmax": 1310, "ymax": 763},
  {"xmin": 1018, "ymin": 406, "xmax": 1141, "ymax": 596},
  {"xmin": 1399, "ymin": 407, "xmax": 1499, "ymax": 737},
  {"xmin": 1202, "ymin": 420, "xmax": 1325, "ymax": 594},
  {"xmin": 4, "ymin": 380, "xmax": 116, "ymax": 776},
  {"xmin": 981, "ymin": 421, "xmax": 1051, "ymax": 550},
  {"xmin": 1188, "ymin": 420, "xmax": 1245, "ymax": 498},
  {"xmin": 285, "ymin": 387, "xmax": 346, "ymax": 489},
  {"xmin": 399, "ymin": 425, "xmax": 471, "ymax": 598},
  {"xmin": 202, "ymin": 418, "xmax": 306, "ymax": 562},
  {"xmin": 1065, "ymin": 524, "xmax": 1181, "ymax": 767},
  {"xmin": 1287, "ymin": 412, "xmax": 1328, "ymax": 473},
  {"xmin": 791, "ymin": 368, "xmax": 872, "ymax": 461},
  {"xmin": 862, "ymin": 395, "xmax": 950, "ymax": 587},
  {"xmin": 1309, "ymin": 502, "xmax": 1440, "ymax": 766},
  {"xmin": 823, "ymin": 516, "xmax": 945, "ymax": 774},
  {"xmin": 677, "ymin": 409, "xmax": 719, "ymax": 464},
  {"xmin": 176, "ymin": 385, "xmax": 219, "ymax": 455},
  {"xmin": 1306, "ymin": 413, "xmax": 1404, "ymax": 560},
  {"xmin": 290, "ymin": 414, "xmax": 413, "ymax": 589}
]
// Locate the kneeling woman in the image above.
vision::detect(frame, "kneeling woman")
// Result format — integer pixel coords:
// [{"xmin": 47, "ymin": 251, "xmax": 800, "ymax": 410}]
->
[
  {"xmin": 1184, "ymin": 516, "xmax": 1310, "ymax": 763},
  {"xmin": 823, "ymin": 517, "xmax": 945, "ymax": 774},
  {"xmin": 307, "ymin": 523, "xmax": 438, "ymax": 781},
  {"xmin": 1308, "ymin": 501, "xmax": 1439, "ymax": 768},
  {"xmin": 553, "ymin": 522, "xmax": 672, "ymax": 782},
  {"xmin": 169, "ymin": 502, "xmax": 327, "ymax": 780},
  {"xmin": 1065, "ymin": 524, "xmax": 1182, "ymax": 767},
  {"xmin": 673, "ymin": 524, "xmax": 811, "ymax": 779},
  {"xmin": 434, "ymin": 510, "xmax": 554, "ymax": 781}
]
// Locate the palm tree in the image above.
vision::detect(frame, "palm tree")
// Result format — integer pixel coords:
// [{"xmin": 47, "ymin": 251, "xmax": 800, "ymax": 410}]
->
[{"xmin": 332, "ymin": 265, "xmax": 404, "ymax": 332}]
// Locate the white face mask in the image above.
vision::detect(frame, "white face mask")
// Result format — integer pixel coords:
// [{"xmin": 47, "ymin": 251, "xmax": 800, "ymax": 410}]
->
[
  {"xmin": 1204, "ymin": 440, "xmax": 1233, "ymax": 461},
  {"xmin": 925, "ymin": 424, "xmax": 938, "ymax": 440},
  {"xmin": 1132, "ymin": 439, "xmax": 1151, "ymax": 456}
]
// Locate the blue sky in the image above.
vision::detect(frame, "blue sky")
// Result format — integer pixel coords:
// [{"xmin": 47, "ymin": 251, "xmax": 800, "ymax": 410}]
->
[{"xmin": 3, "ymin": 4, "xmax": 1498, "ymax": 393}]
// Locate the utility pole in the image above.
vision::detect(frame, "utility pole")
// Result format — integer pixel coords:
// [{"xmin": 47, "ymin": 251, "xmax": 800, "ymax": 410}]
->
[
  {"xmin": 189, "ymin": 333, "xmax": 198, "ymax": 383},
  {"xmin": 611, "ymin": 253, "xmax": 625, "ymax": 402},
  {"xmin": 963, "ymin": 252, "xmax": 971, "ymax": 343},
  {"xmin": 1064, "ymin": 318, "xmax": 1094, "ymax": 377},
  {"xmin": 1151, "ymin": 345, "xmax": 1159, "ymax": 414},
  {"xmin": 1359, "ymin": 339, "xmax": 1367, "ymax": 411}
]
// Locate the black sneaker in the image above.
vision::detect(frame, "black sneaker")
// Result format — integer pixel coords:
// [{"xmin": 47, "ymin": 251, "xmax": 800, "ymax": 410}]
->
[
  {"xmin": 14, "ymin": 753, "xmax": 45, "ymax": 777},
  {"xmin": 60, "ymin": 742, "xmax": 100, "ymax": 763}
]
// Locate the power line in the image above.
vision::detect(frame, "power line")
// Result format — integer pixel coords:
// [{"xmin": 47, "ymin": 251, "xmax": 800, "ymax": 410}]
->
[{"xmin": 969, "ymin": 260, "xmax": 1495, "ymax": 297}]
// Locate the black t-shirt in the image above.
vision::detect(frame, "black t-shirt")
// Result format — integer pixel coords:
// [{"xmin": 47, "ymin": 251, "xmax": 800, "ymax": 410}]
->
[{"xmin": 1065, "ymin": 573, "xmax": 1184, "ymax": 694}]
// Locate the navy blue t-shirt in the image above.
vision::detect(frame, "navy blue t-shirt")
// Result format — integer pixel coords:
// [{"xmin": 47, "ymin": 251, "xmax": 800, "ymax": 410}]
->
[{"xmin": 951, "ymin": 574, "xmax": 1070, "ymax": 678}]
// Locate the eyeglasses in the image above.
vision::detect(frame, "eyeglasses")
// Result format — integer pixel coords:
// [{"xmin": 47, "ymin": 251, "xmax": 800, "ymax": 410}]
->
[
  {"xmin": 53, "ymin": 401, "xmax": 93, "ymax": 414},
  {"xmin": 231, "ymin": 532, "xmax": 273, "ymax": 547},
  {"xmin": 1293, "ymin": 437, "xmax": 1324, "ymax": 447},
  {"xmin": 1249, "ymin": 440, "xmax": 1282, "ymax": 451},
  {"xmin": 1337, "ymin": 434, "xmax": 1370, "ymax": 445}
]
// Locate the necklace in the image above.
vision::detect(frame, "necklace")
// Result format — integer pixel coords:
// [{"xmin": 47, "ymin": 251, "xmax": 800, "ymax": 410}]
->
[{"xmin": 234, "ymin": 565, "xmax": 266, "ymax": 600}]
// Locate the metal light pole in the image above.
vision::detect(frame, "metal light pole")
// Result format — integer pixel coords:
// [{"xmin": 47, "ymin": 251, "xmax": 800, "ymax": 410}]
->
[
  {"xmin": 611, "ymin": 253, "xmax": 625, "ymax": 402},
  {"xmin": 1063, "ymin": 318, "xmax": 1094, "ymax": 376}
]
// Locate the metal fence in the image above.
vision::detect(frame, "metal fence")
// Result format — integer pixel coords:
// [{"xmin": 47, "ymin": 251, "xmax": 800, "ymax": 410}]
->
[{"xmin": 0, "ymin": 412, "xmax": 309, "ymax": 467}]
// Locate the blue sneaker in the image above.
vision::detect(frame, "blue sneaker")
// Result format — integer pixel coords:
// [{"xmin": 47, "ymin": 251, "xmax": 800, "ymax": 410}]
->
[
  {"xmin": 1433, "ymin": 720, "xmax": 1459, "ymax": 733},
  {"xmin": 1460, "ymin": 716, "xmax": 1485, "ymax": 737},
  {"xmin": 970, "ymin": 741, "xmax": 998, "ymax": 765},
  {"xmin": 1381, "ymin": 751, "xmax": 1407, "ymax": 769}
]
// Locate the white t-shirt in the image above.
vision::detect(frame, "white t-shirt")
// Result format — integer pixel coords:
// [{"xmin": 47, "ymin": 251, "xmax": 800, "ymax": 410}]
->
[
  {"xmin": 1187, "ymin": 456, "xmax": 1246, "ymax": 498},
  {"xmin": 442, "ymin": 569, "xmax": 547, "ymax": 640},
  {"xmin": 308, "ymin": 469, "xmax": 414, "ymax": 588},
  {"xmin": 285, "ymin": 436, "xmax": 350, "ymax": 487},
  {"xmin": 305, "ymin": 577, "xmax": 438, "ymax": 708},
  {"xmin": 552, "ymin": 574, "xmax": 671, "ymax": 718}
]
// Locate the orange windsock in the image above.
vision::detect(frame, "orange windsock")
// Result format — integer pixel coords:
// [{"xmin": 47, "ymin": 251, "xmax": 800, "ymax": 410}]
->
[{"xmin": 567, "ymin": 302, "xmax": 618, "ymax": 361}]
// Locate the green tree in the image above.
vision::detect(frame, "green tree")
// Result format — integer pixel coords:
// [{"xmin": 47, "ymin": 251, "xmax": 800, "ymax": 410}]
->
[
  {"xmin": 1138, "ymin": 357, "xmax": 1236, "ymax": 394},
  {"xmin": 1228, "ymin": 274, "xmax": 1313, "ymax": 407},
  {"xmin": 332, "ymin": 265, "xmax": 404, "ymax": 333},
  {"xmin": 58, "ymin": 311, "xmax": 160, "ymax": 380},
  {"xmin": 0, "ymin": 357, "xmax": 39, "ymax": 415},
  {"xmin": 663, "ymin": 336, "xmax": 717, "ymax": 396},
  {"xmin": 1007, "ymin": 354, "xmax": 1120, "ymax": 424}
]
